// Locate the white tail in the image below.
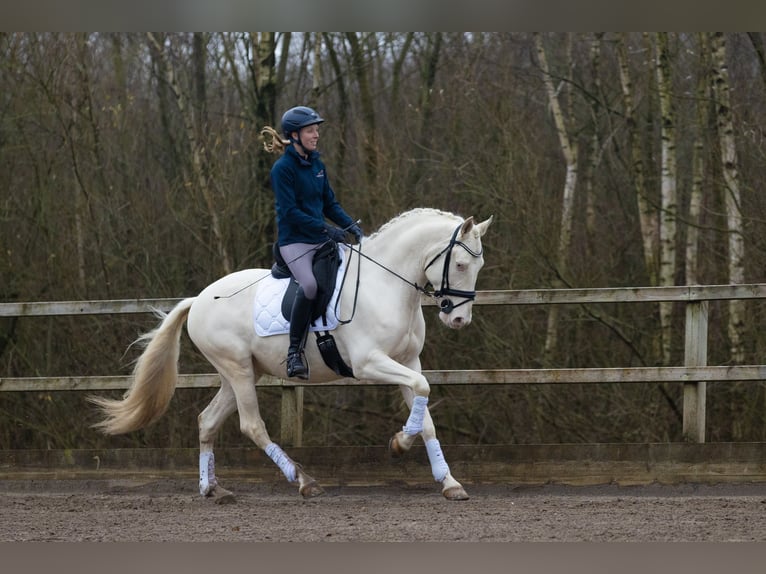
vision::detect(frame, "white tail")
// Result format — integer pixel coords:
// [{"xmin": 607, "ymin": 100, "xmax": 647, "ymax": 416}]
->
[{"xmin": 89, "ymin": 298, "xmax": 195, "ymax": 435}]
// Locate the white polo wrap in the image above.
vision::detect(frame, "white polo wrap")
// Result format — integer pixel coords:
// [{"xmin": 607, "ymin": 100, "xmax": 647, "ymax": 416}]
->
[
  {"xmin": 402, "ymin": 395, "xmax": 428, "ymax": 435},
  {"xmin": 266, "ymin": 442, "xmax": 297, "ymax": 482},
  {"xmin": 425, "ymin": 438, "xmax": 450, "ymax": 482},
  {"xmin": 199, "ymin": 451, "xmax": 217, "ymax": 495}
]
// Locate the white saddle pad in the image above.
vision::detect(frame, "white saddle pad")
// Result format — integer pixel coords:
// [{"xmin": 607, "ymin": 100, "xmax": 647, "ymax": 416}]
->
[{"xmin": 253, "ymin": 244, "xmax": 349, "ymax": 337}]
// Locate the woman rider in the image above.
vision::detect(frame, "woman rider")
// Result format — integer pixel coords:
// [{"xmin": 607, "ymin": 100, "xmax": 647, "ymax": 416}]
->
[{"xmin": 262, "ymin": 106, "xmax": 363, "ymax": 379}]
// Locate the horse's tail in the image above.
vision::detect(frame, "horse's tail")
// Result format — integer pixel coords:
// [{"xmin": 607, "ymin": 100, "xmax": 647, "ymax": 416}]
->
[{"xmin": 89, "ymin": 297, "xmax": 196, "ymax": 435}]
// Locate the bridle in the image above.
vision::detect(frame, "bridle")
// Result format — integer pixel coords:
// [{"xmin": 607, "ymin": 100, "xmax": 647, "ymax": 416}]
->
[
  {"xmin": 423, "ymin": 222, "xmax": 484, "ymax": 314},
  {"xmin": 340, "ymin": 221, "xmax": 483, "ymax": 321}
]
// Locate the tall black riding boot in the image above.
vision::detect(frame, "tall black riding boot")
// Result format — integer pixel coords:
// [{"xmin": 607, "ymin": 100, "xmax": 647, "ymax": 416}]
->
[{"xmin": 286, "ymin": 287, "xmax": 313, "ymax": 379}]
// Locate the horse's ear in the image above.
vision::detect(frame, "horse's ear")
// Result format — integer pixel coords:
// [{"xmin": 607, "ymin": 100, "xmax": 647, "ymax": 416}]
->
[
  {"xmin": 460, "ymin": 216, "xmax": 475, "ymax": 236},
  {"xmin": 475, "ymin": 215, "xmax": 493, "ymax": 237}
]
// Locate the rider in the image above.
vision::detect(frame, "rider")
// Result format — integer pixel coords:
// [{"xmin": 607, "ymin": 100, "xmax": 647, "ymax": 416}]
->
[{"xmin": 263, "ymin": 106, "xmax": 363, "ymax": 379}]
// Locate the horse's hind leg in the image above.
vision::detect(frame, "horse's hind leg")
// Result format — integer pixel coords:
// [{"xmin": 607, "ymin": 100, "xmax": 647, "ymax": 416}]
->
[
  {"xmin": 218, "ymin": 360, "xmax": 324, "ymax": 499},
  {"xmin": 391, "ymin": 384, "xmax": 469, "ymax": 501},
  {"xmin": 198, "ymin": 378, "xmax": 238, "ymax": 503}
]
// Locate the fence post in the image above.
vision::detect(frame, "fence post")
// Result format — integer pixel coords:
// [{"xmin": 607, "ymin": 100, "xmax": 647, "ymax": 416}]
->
[
  {"xmin": 683, "ymin": 300, "xmax": 708, "ymax": 442},
  {"xmin": 280, "ymin": 386, "xmax": 304, "ymax": 447}
]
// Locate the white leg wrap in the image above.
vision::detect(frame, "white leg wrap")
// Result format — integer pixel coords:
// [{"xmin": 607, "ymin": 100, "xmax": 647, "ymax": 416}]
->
[
  {"xmin": 266, "ymin": 442, "xmax": 296, "ymax": 482},
  {"xmin": 199, "ymin": 451, "xmax": 217, "ymax": 495},
  {"xmin": 402, "ymin": 395, "xmax": 428, "ymax": 435},
  {"xmin": 425, "ymin": 438, "xmax": 451, "ymax": 482}
]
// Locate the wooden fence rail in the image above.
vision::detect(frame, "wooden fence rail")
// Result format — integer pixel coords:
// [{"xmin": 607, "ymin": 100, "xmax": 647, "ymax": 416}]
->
[{"xmin": 3, "ymin": 284, "xmax": 766, "ymax": 446}]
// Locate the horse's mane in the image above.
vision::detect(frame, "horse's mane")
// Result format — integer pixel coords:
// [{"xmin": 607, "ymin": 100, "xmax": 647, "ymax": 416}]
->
[{"xmin": 367, "ymin": 208, "xmax": 463, "ymax": 240}]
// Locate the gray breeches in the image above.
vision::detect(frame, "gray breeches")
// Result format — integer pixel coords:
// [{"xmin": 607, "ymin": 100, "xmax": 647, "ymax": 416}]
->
[{"xmin": 279, "ymin": 242, "xmax": 319, "ymax": 300}]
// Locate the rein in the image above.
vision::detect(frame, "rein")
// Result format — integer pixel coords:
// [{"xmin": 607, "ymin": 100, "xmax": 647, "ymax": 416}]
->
[{"xmin": 334, "ymin": 240, "xmax": 431, "ymax": 325}]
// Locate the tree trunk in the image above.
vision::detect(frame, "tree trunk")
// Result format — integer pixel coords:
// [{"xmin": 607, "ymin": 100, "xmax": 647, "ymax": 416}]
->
[
  {"xmin": 655, "ymin": 32, "xmax": 678, "ymax": 365},
  {"xmin": 345, "ymin": 32, "xmax": 378, "ymax": 184},
  {"xmin": 534, "ymin": 33, "xmax": 579, "ymax": 365},
  {"xmin": 147, "ymin": 32, "xmax": 232, "ymax": 275},
  {"xmin": 617, "ymin": 33, "xmax": 658, "ymax": 286},
  {"xmin": 192, "ymin": 32, "xmax": 208, "ymax": 132},
  {"xmin": 323, "ymin": 33, "xmax": 349, "ymax": 175},
  {"xmin": 711, "ymin": 32, "xmax": 746, "ymax": 362},
  {"xmin": 390, "ymin": 32, "xmax": 415, "ymax": 114},
  {"xmin": 254, "ymin": 32, "xmax": 279, "ymax": 253},
  {"xmin": 407, "ymin": 32, "xmax": 444, "ymax": 198},
  {"xmin": 686, "ymin": 34, "xmax": 711, "ymax": 286},
  {"xmin": 746, "ymin": 32, "xmax": 766, "ymax": 91},
  {"xmin": 584, "ymin": 33, "xmax": 604, "ymax": 238}
]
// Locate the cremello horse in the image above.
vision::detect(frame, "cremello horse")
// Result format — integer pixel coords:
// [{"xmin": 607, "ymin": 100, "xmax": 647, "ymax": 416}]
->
[{"xmin": 91, "ymin": 208, "xmax": 492, "ymax": 501}]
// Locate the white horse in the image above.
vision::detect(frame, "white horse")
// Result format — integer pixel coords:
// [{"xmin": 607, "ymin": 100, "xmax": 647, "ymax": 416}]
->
[{"xmin": 90, "ymin": 208, "xmax": 492, "ymax": 501}]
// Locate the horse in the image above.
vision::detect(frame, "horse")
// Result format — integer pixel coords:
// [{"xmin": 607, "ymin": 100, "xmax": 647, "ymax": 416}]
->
[{"xmin": 90, "ymin": 208, "xmax": 493, "ymax": 501}]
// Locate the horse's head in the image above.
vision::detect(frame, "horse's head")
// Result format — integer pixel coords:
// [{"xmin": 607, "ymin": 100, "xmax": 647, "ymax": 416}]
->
[{"xmin": 424, "ymin": 215, "xmax": 493, "ymax": 330}]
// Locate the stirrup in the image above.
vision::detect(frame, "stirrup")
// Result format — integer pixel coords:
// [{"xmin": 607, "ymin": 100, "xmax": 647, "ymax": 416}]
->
[{"xmin": 286, "ymin": 351, "xmax": 308, "ymax": 379}]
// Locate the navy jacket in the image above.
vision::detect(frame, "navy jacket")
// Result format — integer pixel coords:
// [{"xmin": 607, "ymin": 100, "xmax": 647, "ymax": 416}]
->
[{"xmin": 270, "ymin": 146, "xmax": 354, "ymax": 246}]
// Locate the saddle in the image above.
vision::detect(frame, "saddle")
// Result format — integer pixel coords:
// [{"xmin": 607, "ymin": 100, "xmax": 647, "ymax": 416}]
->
[{"xmin": 271, "ymin": 242, "xmax": 354, "ymax": 378}]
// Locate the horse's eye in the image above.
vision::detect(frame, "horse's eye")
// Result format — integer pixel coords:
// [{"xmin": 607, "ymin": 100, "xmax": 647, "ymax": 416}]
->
[{"xmin": 455, "ymin": 262, "xmax": 467, "ymax": 272}]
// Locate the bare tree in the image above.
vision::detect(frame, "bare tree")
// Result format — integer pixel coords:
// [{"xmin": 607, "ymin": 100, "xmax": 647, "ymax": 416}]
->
[
  {"xmin": 534, "ymin": 33, "xmax": 579, "ymax": 364},
  {"xmin": 406, "ymin": 32, "xmax": 444, "ymax": 196},
  {"xmin": 711, "ymin": 32, "xmax": 746, "ymax": 362},
  {"xmin": 686, "ymin": 34, "xmax": 711, "ymax": 286},
  {"xmin": 345, "ymin": 32, "xmax": 378, "ymax": 184},
  {"xmin": 322, "ymin": 33, "xmax": 349, "ymax": 174},
  {"xmin": 617, "ymin": 33, "xmax": 658, "ymax": 286},
  {"xmin": 655, "ymin": 32, "xmax": 678, "ymax": 365},
  {"xmin": 147, "ymin": 32, "xmax": 232, "ymax": 275}
]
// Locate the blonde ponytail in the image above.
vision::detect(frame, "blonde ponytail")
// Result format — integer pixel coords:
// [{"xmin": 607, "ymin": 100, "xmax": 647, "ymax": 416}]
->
[{"xmin": 261, "ymin": 126, "xmax": 289, "ymax": 154}]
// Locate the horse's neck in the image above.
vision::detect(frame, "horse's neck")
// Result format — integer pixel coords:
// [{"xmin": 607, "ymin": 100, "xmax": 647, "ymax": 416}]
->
[{"xmin": 363, "ymin": 217, "xmax": 453, "ymax": 289}]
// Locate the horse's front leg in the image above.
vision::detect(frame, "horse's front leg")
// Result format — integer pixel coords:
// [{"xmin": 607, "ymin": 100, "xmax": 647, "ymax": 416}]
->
[
  {"xmin": 391, "ymin": 385, "xmax": 469, "ymax": 500},
  {"xmin": 357, "ymin": 353, "xmax": 469, "ymax": 500}
]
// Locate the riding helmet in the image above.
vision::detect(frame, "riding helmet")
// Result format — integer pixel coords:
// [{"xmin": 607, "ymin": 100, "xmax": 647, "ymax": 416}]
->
[{"xmin": 281, "ymin": 106, "xmax": 324, "ymax": 137}]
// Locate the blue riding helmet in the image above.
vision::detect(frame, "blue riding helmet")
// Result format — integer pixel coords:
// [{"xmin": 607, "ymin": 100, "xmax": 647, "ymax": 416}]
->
[{"xmin": 281, "ymin": 106, "xmax": 324, "ymax": 138}]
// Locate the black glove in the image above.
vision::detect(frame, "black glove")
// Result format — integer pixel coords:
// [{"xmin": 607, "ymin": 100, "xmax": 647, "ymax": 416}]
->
[
  {"xmin": 348, "ymin": 223, "xmax": 364, "ymax": 244},
  {"xmin": 324, "ymin": 224, "xmax": 347, "ymax": 243}
]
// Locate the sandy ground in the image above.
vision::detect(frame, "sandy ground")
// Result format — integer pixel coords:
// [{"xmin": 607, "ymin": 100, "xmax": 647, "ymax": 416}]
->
[{"xmin": 1, "ymin": 478, "xmax": 765, "ymax": 542}]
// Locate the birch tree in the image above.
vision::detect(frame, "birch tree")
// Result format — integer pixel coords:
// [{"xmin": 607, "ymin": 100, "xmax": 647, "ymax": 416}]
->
[
  {"xmin": 655, "ymin": 32, "xmax": 678, "ymax": 365},
  {"xmin": 686, "ymin": 34, "xmax": 711, "ymax": 286},
  {"xmin": 711, "ymin": 32, "xmax": 746, "ymax": 362},
  {"xmin": 533, "ymin": 33, "xmax": 578, "ymax": 364},
  {"xmin": 617, "ymin": 34, "xmax": 658, "ymax": 287}
]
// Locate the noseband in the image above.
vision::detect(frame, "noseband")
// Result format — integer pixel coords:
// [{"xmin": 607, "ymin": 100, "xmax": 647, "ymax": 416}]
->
[{"xmin": 424, "ymin": 223, "xmax": 483, "ymax": 314}]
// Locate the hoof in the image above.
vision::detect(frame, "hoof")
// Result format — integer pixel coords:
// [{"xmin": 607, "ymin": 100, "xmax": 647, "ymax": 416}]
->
[
  {"xmin": 208, "ymin": 485, "xmax": 236, "ymax": 505},
  {"xmin": 442, "ymin": 486, "xmax": 469, "ymax": 501},
  {"xmin": 299, "ymin": 480, "xmax": 325, "ymax": 498},
  {"xmin": 389, "ymin": 433, "xmax": 407, "ymax": 457}
]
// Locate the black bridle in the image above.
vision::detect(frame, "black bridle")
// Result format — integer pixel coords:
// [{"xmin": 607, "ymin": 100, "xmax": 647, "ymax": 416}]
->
[{"xmin": 423, "ymin": 222, "xmax": 484, "ymax": 314}]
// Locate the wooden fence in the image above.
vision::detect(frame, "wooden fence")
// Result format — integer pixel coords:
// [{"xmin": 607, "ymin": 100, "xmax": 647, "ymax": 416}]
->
[{"xmin": 2, "ymin": 284, "xmax": 766, "ymax": 447}]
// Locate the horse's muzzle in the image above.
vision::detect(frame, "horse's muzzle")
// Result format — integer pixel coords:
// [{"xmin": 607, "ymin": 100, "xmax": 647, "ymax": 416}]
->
[{"xmin": 440, "ymin": 308, "xmax": 472, "ymax": 329}]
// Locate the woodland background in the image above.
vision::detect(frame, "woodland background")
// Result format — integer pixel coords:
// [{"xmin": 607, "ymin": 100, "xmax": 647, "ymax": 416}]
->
[{"xmin": 2, "ymin": 32, "xmax": 766, "ymax": 450}]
